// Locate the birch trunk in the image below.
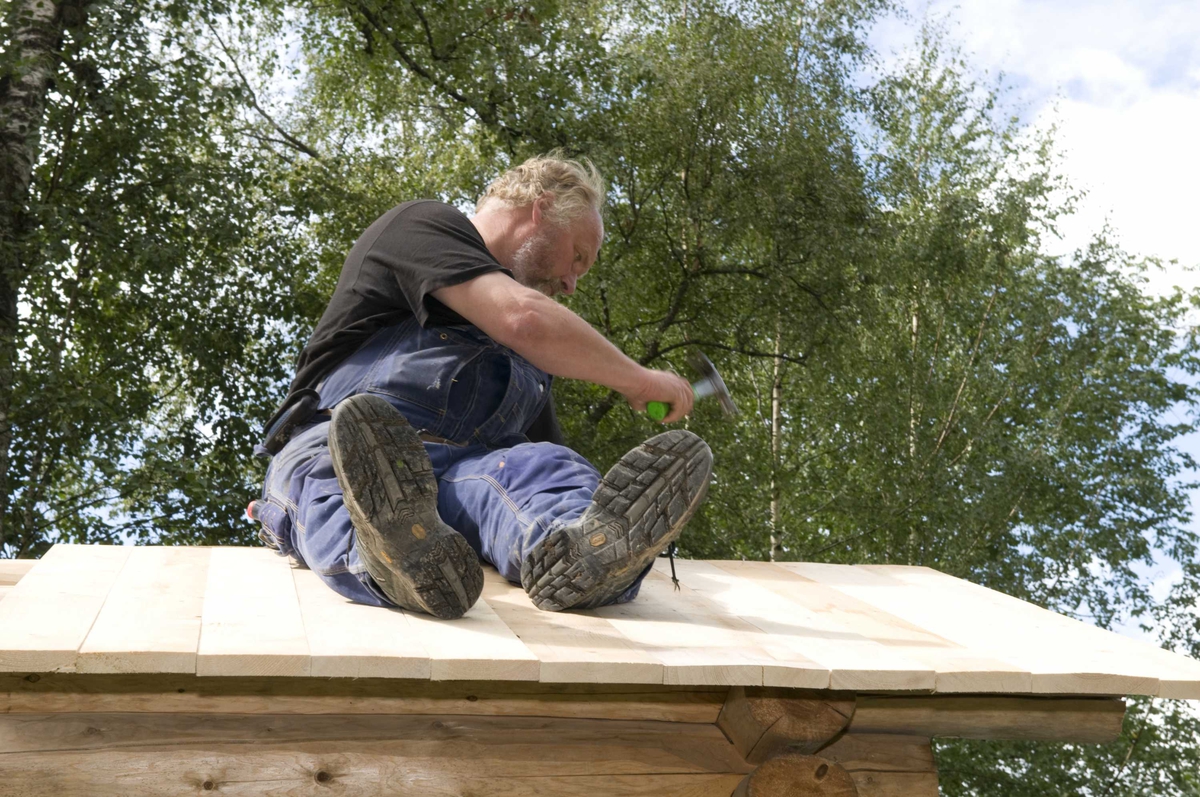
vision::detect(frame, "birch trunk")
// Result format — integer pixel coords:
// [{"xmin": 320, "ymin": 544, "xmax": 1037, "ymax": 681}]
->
[
  {"xmin": 0, "ymin": 0, "xmax": 70, "ymax": 551},
  {"xmin": 769, "ymin": 316, "xmax": 783, "ymax": 562},
  {"xmin": 907, "ymin": 307, "xmax": 919, "ymax": 564}
]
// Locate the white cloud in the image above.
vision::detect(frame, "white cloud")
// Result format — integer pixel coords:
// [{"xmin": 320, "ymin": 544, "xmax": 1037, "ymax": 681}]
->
[
  {"xmin": 1043, "ymin": 89, "xmax": 1200, "ymax": 292},
  {"xmin": 875, "ymin": 0, "xmax": 1200, "ymax": 288}
]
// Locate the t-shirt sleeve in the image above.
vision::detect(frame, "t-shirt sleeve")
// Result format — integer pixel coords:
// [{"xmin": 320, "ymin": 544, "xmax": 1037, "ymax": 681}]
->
[{"xmin": 366, "ymin": 201, "xmax": 512, "ymax": 328}]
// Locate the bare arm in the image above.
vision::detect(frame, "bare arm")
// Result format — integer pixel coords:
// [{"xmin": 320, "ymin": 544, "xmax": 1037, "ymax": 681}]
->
[{"xmin": 431, "ymin": 272, "xmax": 693, "ymax": 422}]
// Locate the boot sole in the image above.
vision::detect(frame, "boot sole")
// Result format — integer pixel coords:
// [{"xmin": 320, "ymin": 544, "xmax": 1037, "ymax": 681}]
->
[
  {"xmin": 329, "ymin": 394, "xmax": 483, "ymax": 620},
  {"xmin": 521, "ymin": 429, "xmax": 712, "ymax": 611}
]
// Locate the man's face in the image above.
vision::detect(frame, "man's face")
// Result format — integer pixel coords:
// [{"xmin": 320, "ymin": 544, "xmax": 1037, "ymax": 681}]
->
[{"xmin": 510, "ymin": 207, "xmax": 604, "ymax": 298}]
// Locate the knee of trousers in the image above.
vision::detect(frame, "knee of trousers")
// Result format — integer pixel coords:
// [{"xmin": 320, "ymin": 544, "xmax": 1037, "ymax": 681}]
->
[{"xmin": 494, "ymin": 442, "xmax": 601, "ymax": 490}]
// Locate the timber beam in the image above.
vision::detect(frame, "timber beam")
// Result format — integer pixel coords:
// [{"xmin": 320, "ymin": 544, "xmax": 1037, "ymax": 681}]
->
[
  {"xmin": 0, "ymin": 675, "xmax": 1130, "ymax": 797},
  {"xmin": 849, "ymin": 694, "xmax": 1126, "ymax": 744},
  {"xmin": 732, "ymin": 753, "xmax": 859, "ymax": 797}
]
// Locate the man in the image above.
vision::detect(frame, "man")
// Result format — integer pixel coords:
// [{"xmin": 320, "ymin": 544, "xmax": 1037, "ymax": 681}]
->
[{"xmin": 250, "ymin": 153, "xmax": 712, "ymax": 619}]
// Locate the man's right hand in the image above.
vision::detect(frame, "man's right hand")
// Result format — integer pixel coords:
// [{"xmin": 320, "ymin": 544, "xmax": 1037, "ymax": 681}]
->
[{"xmin": 622, "ymin": 368, "xmax": 694, "ymax": 423}]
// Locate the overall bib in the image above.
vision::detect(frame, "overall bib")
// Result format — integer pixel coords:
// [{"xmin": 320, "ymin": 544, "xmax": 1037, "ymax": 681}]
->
[{"xmin": 255, "ymin": 318, "xmax": 648, "ymax": 607}]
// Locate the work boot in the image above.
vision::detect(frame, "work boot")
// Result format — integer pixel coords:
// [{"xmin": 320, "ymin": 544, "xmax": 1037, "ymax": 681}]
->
[
  {"xmin": 521, "ymin": 429, "xmax": 712, "ymax": 611},
  {"xmin": 329, "ymin": 393, "xmax": 483, "ymax": 619}
]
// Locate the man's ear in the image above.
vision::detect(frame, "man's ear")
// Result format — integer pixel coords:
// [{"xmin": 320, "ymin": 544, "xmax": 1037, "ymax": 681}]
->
[{"xmin": 530, "ymin": 193, "xmax": 553, "ymax": 227}]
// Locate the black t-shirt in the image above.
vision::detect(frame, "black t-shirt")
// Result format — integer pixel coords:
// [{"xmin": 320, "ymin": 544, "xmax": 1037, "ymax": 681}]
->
[{"xmin": 283, "ymin": 200, "xmax": 563, "ymax": 445}]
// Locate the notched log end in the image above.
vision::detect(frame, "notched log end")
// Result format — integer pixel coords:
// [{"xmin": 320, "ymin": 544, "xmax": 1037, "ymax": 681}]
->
[{"xmin": 719, "ymin": 686, "xmax": 856, "ymax": 764}]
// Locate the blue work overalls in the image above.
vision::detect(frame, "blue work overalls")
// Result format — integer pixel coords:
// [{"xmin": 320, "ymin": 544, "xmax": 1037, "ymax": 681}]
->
[{"xmin": 255, "ymin": 318, "xmax": 648, "ymax": 607}]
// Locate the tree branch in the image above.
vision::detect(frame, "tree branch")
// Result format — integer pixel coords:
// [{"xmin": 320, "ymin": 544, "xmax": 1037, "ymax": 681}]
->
[
  {"xmin": 649, "ymin": 339, "xmax": 809, "ymax": 366},
  {"xmin": 922, "ymin": 287, "xmax": 999, "ymax": 467},
  {"xmin": 205, "ymin": 23, "xmax": 320, "ymax": 160},
  {"xmin": 348, "ymin": 0, "xmax": 524, "ymax": 141}
]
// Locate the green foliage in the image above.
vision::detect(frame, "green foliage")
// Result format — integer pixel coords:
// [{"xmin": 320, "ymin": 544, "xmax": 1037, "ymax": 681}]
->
[
  {"xmin": 4, "ymin": 0, "xmax": 308, "ymax": 553},
  {"xmin": 5, "ymin": 0, "xmax": 1200, "ymax": 792}
]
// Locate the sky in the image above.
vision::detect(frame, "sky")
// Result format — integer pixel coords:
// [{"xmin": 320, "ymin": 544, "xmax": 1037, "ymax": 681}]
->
[
  {"xmin": 873, "ymin": 0, "xmax": 1200, "ymax": 286},
  {"xmin": 871, "ymin": 0, "xmax": 1200, "ymax": 641}
]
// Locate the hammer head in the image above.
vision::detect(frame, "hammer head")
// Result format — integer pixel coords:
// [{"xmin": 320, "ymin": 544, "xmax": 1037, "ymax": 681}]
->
[{"xmin": 686, "ymin": 350, "xmax": 739, "ymax": 417}]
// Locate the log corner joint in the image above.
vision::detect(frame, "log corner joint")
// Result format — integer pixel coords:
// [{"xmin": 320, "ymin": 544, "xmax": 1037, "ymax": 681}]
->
[{"xmin": 719, "ymin": 686, "xmax": 860, "ymax": 796}]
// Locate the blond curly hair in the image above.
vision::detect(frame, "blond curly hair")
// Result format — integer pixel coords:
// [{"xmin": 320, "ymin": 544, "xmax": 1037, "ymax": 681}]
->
[{"xmin": 477, "ymin": 151, "xmax": 605, "ymax": 226}]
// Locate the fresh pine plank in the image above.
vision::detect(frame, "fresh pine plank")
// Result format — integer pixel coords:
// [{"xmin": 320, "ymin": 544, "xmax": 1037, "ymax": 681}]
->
[
  {"xmin": 0, "ymin": 558, "xmax": 35, "ymax": 586},
  {"xmin": 196, "ymin": 547, "xmax": 310, "ymax": 677},
  {"xmin": 0, "ymin": 544, "xmax": 131, "ymax": 673},
  {"xmin": 481, "ymin": 569, "xmax": 663, "ymax": 684},
  {"xmin": 588, "ymin": 564, "xmax": 829, "ymax": 688},
  {"xmin": 783, "ymin": 563, "xmax": 1159, "ymax": 696},
  {"xmin": 716, "ymin": 560, "xmax": 1031, "ymax": 693},
  {"xmin": 293, "ymin": 565, "xmax": 431, "ymax": 679},
  {"xmin": 396, "ymin": 577, "xmax": 540, "ymax": 682},
  {"xmin": 77, "ymin": 547, "xmax": 210, "ymax": 674},
  {"xmin": 866, "ymin": 564, "xmax": 1200, "ymax": 699},
  {"xmin": 672, "ymin": 560, "xmax": 934, "ymax": 691}
]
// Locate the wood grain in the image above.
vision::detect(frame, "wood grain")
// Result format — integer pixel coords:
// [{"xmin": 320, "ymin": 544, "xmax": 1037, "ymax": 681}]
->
[
  {"xmin": 0, "ymin": 673, "xmax": 726, "ymax": 722},
  {"xmin": 196, "ymin": 547, "xmax": 310, "ymax": 677},
  {"xmin": 0, "ymin": 712, "xmax": 751, "ymax": 796},
  {"xmin": 784, "ymin": 562, "xmax": 1162, "ymax": 697},
  {"xmin": 718, "ymin": 686, "xmax": 855, "ymax": 763},
  {"xmin": 0, "ymin": 544, "xmax": 131, "ymax": 673},
  {"xmin": 818, "ymin": 733, "xmax": 939, "ymax": 797},
  {"xmin": 481, "ymin": 569, "xmax": 663, "ymax": 684},
  {"xmin": 850, "ymin": 695, "xmax": 1125, "ymax": 743},
  {"xmin": 718, "ymin": 560, "xmax": 1030, "ymax": 693},
  {"xmin": 292, "ymin": 565, "xmax": 430, "ymax": 679},
  {"xmin": 732, "ymin": 753, "xmax": 858, "ymax": 797},
  {"xmin": 402, "ymin": 581, "xmax": 540, "ymax": 682},
  {"xmin": 867, "ymin": 564, "xmax": 1200, "ymax": 699},
  {"xmin": 77, "ymin": 547, "xmax": 210, "ymax": 674},
  {"xmin": 675, "ymin": 560, "xmax": 934, "ymax": 691},
  {"xmin": 0, "ymin": 761, "xmax": 743, "ymax": 797},
  {"xmin": 590, "ymin": 565, "xmax": 828, "ymax": 688},
  {"xmin": 0, "ymin": 558, "xmax": 35, "ymax": 586},
  {"xmin": 4, "ymin": 545, "xmax": 1199, "ymax": 700}
]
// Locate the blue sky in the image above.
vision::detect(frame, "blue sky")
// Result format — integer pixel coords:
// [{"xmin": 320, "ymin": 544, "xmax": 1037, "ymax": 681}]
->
[{"xmin": 873, "ymin": 1, "xmax": 1200, "ymax": 641}]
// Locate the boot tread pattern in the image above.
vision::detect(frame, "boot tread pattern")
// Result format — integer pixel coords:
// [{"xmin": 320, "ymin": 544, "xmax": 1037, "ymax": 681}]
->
[
  {"xmin": 330, "ymin": 394, "xmax": 483, "ymax": 620},
  {"xmin": 521, "ymin": 429, "xmax": 712, "ymax": 612}
]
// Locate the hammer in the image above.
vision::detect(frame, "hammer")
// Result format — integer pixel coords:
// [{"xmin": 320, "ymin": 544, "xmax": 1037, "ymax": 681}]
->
[{"xmin": 646, "ymin": 351, "xmax": 739, "ymax": 421}]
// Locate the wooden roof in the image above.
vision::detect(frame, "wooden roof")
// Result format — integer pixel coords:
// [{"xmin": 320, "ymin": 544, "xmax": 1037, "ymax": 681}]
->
[{"xmin": 1, "ymin": 544, "xmax": 1197, "ymax": 698}]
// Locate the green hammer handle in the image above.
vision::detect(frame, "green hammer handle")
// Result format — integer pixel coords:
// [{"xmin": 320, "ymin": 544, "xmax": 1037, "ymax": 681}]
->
[{"xmin": 646, "ymin": 401, "xmax": 669, "ymax": 422}]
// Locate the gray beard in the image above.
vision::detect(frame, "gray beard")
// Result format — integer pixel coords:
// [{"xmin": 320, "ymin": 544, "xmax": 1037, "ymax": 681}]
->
[{"xmin": 510, "ymin": 230, "xmax": 560, "ymax": 297}]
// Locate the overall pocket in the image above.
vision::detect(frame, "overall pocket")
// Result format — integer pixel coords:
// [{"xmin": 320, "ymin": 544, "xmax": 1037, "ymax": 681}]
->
[
  {"xmin": 470, "ymin": 348, "xmax": 552, "ymax": 446},
  {"xmin": 364, "ymin": 323, "xmax": 495, "ymax": 440}
]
